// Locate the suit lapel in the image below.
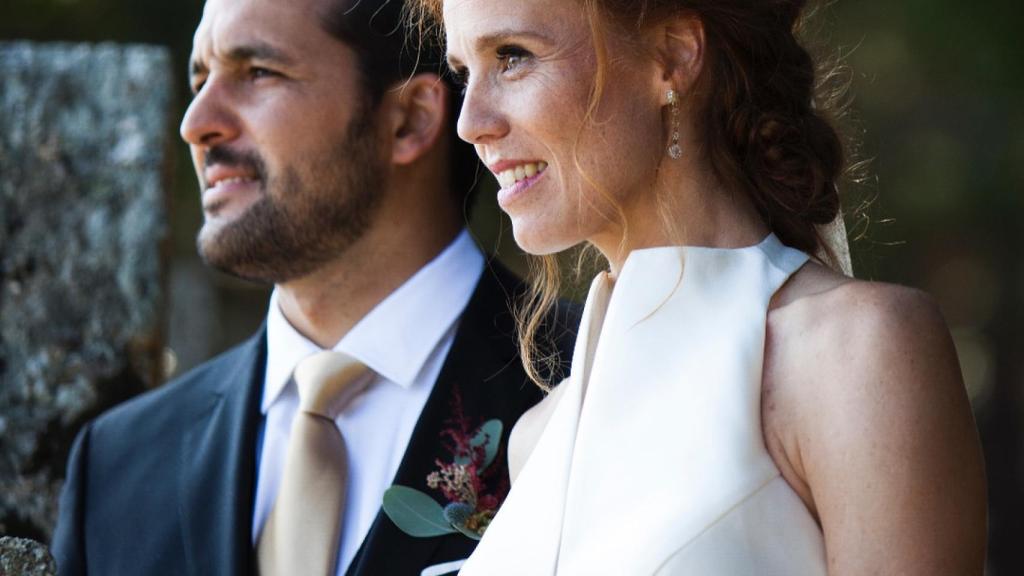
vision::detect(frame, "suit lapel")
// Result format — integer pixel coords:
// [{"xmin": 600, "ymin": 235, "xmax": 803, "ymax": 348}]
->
[
  {"xmin": 348, "ymin": 263, "xmax": 546, "ymax": 575},
  {"xmin": 178, "ymin": 329, "xmax": 265, "ymax": 576}
]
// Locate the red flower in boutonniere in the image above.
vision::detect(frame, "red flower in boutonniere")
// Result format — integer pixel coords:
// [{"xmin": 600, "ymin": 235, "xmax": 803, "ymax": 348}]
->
[{"xmin": 383, "ymin": 391, "xmax": 508, "ymax": 540}]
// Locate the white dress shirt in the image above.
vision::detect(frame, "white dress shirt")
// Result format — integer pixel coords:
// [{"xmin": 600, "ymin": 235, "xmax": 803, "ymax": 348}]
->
[{"xmin": 252, "ymin": 230, "xmax": 484, "ymax": 575}]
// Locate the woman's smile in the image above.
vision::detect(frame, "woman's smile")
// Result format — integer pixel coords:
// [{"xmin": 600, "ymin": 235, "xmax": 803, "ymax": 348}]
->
[{"xmin": 492, "ymin": 160, "xmax": 549, "ymax": 209}]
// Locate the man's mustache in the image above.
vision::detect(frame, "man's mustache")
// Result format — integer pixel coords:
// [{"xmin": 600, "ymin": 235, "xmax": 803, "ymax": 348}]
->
[{"xmin": 203, "ymin": 146, "xmax": 267, "ymax": 188}]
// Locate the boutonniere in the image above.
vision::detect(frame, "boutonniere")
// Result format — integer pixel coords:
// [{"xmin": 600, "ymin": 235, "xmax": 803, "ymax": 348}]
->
[{"xmin": 383, "ymin": 396, "xmax": 508, "ymax": 540}]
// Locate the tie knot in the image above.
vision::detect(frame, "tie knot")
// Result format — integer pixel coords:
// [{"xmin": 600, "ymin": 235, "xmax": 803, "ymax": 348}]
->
[{"xmin": 293, "ymin": 351, "xmax": 369, "ymax": 419}]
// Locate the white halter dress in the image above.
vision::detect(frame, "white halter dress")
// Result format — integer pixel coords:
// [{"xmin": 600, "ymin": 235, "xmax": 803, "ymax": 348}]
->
[{"xmin": 460, "ymin": 235, "xmax": 828, "ymax": 575}]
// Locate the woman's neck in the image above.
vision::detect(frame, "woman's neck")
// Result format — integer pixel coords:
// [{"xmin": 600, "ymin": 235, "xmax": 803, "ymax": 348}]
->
[{"xmin": 591, "ymin": 166, "xmax": 769, "ymax": 278}]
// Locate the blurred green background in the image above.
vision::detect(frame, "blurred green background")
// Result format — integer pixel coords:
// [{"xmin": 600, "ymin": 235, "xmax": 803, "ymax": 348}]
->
[{"xmin": 2, "ymin": 0, "xmax": 1021, "ymax": 572}]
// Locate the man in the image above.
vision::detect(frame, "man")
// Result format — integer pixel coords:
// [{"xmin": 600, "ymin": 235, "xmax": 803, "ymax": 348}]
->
[{"xmin": 51, "ymin": 0, "xmax": 575, "ymax": 574}]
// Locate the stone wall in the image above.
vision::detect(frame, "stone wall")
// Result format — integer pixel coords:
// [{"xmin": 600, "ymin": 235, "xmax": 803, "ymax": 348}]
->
[{"xmin": 0, "ymin": 42, "xmax": 173, "ymax": 541}]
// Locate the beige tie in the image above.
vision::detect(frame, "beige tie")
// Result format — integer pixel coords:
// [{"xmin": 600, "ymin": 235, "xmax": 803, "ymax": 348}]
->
[{"xmin": 258, "ymin": 351, "xmax": 369, "ymax": 576}]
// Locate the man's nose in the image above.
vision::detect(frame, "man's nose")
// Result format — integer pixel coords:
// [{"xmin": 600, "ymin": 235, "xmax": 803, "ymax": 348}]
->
[
  {"xmin": 456, "ymin": 80, "xmax": 510, "ymax": 146},
  {"xmin": 179, "ymin": 81, "xmax": 240, "ymax": 148}
]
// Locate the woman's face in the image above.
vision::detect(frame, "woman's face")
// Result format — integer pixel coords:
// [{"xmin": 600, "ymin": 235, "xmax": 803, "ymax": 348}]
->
[{"xmin": 444, "ymin": 0, "xmax": 666, "ymax": 255}]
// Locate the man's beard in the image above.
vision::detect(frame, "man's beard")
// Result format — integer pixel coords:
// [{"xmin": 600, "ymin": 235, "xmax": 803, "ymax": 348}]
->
[{"xmin": 196, "ymin": 111, "xmax": 385, "ymax": 284}]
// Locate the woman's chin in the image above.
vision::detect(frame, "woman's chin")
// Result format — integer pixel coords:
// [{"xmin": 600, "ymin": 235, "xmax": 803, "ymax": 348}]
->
[{"xmin": 511, "ymin": 222, "xmax": 579, "ymax": 256}]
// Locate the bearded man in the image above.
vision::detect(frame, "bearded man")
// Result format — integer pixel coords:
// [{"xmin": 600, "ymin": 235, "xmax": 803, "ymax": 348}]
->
[{"xmin": 51, "ymin": 0, "xmax": 575, "ymax": 574}]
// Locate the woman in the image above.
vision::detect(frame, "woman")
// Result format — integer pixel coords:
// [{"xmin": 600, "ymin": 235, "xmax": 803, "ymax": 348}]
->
[{"xmin": 415, "ymin": 0, "xmax": 987, "ymax": 573}]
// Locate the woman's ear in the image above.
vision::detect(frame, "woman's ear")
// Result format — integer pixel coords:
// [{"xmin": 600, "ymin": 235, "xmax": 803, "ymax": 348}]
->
[
  {"xmin": 651, "ymin": 15, "xmax": 705, "ymax": 98},
  {"xmin": 388, "ymin": 73, "xmax": 449, "ymax": 165}
]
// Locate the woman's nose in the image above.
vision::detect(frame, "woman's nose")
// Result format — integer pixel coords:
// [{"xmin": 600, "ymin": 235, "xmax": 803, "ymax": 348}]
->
[{"xmin": 456, "ymin": 80, "xmax": 510, "ymax": 146}]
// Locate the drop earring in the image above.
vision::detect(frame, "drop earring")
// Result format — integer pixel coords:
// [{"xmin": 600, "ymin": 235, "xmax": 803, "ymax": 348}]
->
[{"xmin": 666, "ymin": 89, "xmax": 682, "ymax": 160}]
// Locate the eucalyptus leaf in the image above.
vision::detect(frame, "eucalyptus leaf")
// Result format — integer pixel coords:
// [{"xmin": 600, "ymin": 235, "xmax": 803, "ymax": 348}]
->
[
  {"xmin": 470, "ymin": 419, "xmax": 503, "ymax": 473},
  {"xmin": 382, "ymin": 485, "xmax": 457, "ymax": 538}
]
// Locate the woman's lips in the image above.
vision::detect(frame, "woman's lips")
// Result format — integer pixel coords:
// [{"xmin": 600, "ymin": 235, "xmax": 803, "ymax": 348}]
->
[
  {"xmin": 494, "ymin": 161, "xmax": 548, "ymax": 188},
  {"xmin": 496, "ymin": 165, "xmax": 547, "ymax": 210}
]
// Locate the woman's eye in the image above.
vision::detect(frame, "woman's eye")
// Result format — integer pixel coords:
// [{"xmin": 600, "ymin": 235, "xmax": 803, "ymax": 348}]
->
[
  {"xmin": 249, "ymin": 67, "xmax": 277, "ymax": 80},
  {"xmin": 446, "ymin": 67, "xmax": 469, "ymax": 95},
  {"xmin": 450, "ymin": 67, "xmax": 468, "ymax": 87},
  {"xmin": 496, "ymin": 46, "xmax": 532, "ymax": 74}
]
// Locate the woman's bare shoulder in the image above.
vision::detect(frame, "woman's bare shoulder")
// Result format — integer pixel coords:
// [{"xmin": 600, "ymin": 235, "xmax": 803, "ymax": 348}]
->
[
  {"xmin": 767, "ymin": 260, "xmax": 963, "ymax": 378},
  {"xmin": 764, "ymin": 261, "xmax": 965, "ymax": 459},
  {"xmin": 763, "ymin": 262, "xmax": 987, "ymax": 574},
  {"xmin": 770, "ymin": 261, "xmax": 941, "ymax": 338}
]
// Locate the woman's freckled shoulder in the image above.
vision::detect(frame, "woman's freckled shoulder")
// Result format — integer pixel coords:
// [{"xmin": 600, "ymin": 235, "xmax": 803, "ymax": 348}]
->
[
  {"xmin": 761, "ymin": 262, "xmax": 961, "ymax": 498},
  {"xmin": 768, "ymin": 262, "xmax": 948, "ymax": 368},
  {"xmin": 763, "ymin": 261, "xmax": 961, "ymax": 433}
]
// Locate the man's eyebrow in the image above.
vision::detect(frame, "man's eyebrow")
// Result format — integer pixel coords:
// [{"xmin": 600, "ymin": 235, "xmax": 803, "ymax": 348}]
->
[
  {"xmin": 189, "ymin": 41, "xmax": 298, "ymax": 78},
  {"xmin": 447, "ymin": 29, "xmax": 554, "ymax": 69}
]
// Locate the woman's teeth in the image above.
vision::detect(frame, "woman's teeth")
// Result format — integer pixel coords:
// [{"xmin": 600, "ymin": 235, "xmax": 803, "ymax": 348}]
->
[{"xmin": 497, "ymin": 162, "xmax": 547, "ymax": 188}]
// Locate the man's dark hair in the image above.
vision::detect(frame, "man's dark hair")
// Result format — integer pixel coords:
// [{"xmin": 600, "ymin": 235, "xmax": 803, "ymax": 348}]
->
[{"xmin": 319, "ymin": 0, "xmax": 479, "ymax": 212}]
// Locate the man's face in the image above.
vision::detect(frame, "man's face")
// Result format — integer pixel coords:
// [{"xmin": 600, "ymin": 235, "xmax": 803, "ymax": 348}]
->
[{"xmin": 181, "ymin": 0, "xmax": 387, "ymax": 283}]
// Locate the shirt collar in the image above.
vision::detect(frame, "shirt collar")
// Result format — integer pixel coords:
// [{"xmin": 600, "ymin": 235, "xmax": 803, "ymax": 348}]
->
[{"xmin": 262, "ymin": 229, "xmax": 484, "ymax": 414}]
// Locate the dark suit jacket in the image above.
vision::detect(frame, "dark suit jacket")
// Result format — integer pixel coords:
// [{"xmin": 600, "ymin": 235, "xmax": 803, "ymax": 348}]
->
[{"xmin": 52, "ymin": 263, "xmax": 577, "ymax": 576}]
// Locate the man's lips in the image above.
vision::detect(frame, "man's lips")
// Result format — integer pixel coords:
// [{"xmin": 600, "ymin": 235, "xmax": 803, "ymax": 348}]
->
[
  {"xmin": 203, "ymin": 165, "xmax": 260, "ymax": 191},
  {"xmin": 201, "ymin": 168, "xmax": 261, "ymax": 211},
  {"xmin": 205, "ymin": 175, "xmax": 259, "ymax": 192}
]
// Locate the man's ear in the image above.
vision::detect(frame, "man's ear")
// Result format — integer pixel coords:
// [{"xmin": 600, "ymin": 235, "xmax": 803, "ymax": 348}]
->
[
  {"xmin": 387, "ymin": 73, "xmax": 449, "ymax": 166},
  {"xmin": 650, "ymin": 15, "xmax": 705, "ymax": 98}
]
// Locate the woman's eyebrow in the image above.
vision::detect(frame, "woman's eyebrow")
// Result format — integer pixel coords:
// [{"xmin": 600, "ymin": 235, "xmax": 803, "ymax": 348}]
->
[
  {"xmin": 446, "ymin": 28, "xmax": 553, "ymax": 70},
  {"xmin": 472, "ymin": 29, "xmax": 554, "ymax": 51}
]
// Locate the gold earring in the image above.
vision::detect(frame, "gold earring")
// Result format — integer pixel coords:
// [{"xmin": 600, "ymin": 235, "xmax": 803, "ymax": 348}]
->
[{"xmin": 666, "ymin": 89, "xmax": 682, "ymax": 160}]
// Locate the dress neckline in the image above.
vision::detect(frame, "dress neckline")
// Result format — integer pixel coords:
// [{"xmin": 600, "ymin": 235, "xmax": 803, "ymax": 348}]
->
[{"xmin": 601, "ymin": 233, "xmax": 787, "ymax": 283}]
